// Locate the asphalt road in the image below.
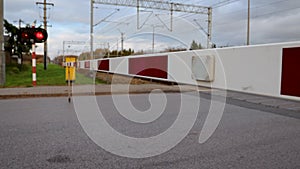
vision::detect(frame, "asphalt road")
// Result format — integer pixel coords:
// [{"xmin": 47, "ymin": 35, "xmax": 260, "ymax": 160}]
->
[{"xmin": 0, "ymin": 92, "xmax": 299, "ymax": 169}]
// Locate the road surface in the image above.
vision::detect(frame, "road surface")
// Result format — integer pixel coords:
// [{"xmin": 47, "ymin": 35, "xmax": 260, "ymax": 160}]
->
[{"xmin": 0, "ymin": 92, "xmax": 299, "ymax": 169}]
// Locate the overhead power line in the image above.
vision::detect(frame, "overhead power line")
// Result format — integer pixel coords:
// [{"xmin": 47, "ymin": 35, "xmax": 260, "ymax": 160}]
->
[
  {"xmin": 93, "ymin": 0, "xmax": 213, "ymax": 48},
  {"xmin": 212, "ymin": 0, "xmax": 241, "ymax": 8},
  {"xmin": 94, "ymin": 0, "xmax": 210, "ymax": 14}
]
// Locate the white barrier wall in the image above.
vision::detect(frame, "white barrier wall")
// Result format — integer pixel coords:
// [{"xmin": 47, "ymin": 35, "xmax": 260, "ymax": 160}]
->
[
  {"xmin": 110, "ymin": 57, "xmax": 128, "ymax": 74},
  {"xmin": 79, "ymin": 41, "xmax": 300, "ymax": 100},
  {"xmin": 207, "ymin": 42, "xmax": 300, "ymax": 100}
]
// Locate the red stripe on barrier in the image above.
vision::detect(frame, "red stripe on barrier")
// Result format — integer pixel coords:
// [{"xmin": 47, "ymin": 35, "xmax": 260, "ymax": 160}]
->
[
  {"xmin": 129, "ymin": 55, "xmax": 168, "ymax": 79},
  {"xmin": 98, "ymin": 59, "xmax": 109, "ymax": 71},
  {"xmin": 85, "ymin": 61, "xmax": 90, "ymax": 68},
  {"xmin": 281, "ymin": 47, "xmax": 300, "ymax": 97}
]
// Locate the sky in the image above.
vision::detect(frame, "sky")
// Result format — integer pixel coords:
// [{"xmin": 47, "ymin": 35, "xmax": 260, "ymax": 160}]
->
[{"xmin": 4, "ymin": 0, "xmax": 300, "ymax": 59}]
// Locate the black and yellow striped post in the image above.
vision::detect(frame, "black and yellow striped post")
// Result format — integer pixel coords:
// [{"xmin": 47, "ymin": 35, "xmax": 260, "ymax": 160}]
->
[{"xmin": 64, "ymin": 56, "xmax": 77, "ymax": 103}]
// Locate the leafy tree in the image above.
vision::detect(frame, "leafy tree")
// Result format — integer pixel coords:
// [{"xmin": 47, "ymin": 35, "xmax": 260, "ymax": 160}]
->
[
  {"xmin": 198, "ymin": 43, "xmax": 202, "ymax": 49},
  {"xmin": 162, "ymin": 47, "xmax": 187, "ymax": 52},
  {"xmin": 4, "ymin": 19, "xmax": 33, "ymax": 69},
  {"xmin": 190, "ymin": 40, "xmax": 203, "ymax": 50},
  {"xmin": 190, "ymin": 40, "xmax": 198, "ymax": 50},
  {"xmin": 78, "ymin": 52, "xmax": 90, "ymax": 61},
  {"xmin": 104, "ymin": 48, "xmax": 134, "ymax": 58}
]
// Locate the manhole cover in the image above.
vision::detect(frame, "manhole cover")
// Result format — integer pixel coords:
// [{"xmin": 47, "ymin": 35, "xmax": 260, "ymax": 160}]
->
[{"xmin": 47, "ymin": 154, "xmax": 71, "ymax": 163}]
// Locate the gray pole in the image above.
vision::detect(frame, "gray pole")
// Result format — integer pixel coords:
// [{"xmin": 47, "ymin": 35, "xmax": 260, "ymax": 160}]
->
[
  {"xmin": 62, "ymin": 41, "xmax": 65, "ymax": 64},
  {"xmin": 152, "ymin": 26, "xmax": 155, "ymax": 53},
  {"xmin": 0, "ymin": 0, "xmax": 5, "ymax": 86},
  {"xmin": 137, "ymin": 0, "xmax": 139, "ymax": 29},
  {"xmin": 43, "ymin": 0, "xmax": 47, "ymax": 70},
  {"xmin": 207, "ymin": 7, "xmax": 212, "ymax": 48},
  {"xmin": 121, "ymin": 32, "xmax": 124, "ymax": 56},
  {"xmin": 247, "ymin": 0, "xmax": 250, "ymax": 45},
  {"xmin": 90, "ymin": 0, "xmax": 94, "ymax": 60},
  {"xmin": 36, "ymin": 1, "xmax": 54, "ymax": 69},
  {"xmin": 107, "ymin": 42, "xmax": 110, "ymax": 58},
  {"xmin": 18, "ymin": 19, "xmax": 23, "ymax": 28},
  {"xmin": 170, "ymin": 3, "xmax": 173, "ymax": 32},
  {"xmin": 117, "ymin": 40, "xmax": 119, "ymax": 57}
]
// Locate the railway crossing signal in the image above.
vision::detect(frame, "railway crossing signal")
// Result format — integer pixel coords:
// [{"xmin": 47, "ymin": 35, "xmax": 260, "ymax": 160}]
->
[{"xmin": 19, "ymin": 27, "xmax": 48, "ymax": 43}]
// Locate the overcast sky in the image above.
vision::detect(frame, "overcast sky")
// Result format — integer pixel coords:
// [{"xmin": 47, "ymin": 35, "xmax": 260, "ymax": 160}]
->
[{"xmin": 4, "ymin": 0, "xmax": 300, "ymax": 59}]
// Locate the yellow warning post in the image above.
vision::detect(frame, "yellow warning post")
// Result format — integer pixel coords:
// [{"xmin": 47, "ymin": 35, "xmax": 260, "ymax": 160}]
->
[{"xmin": 65, "ymin": 56, "xmax": 77, "ymax": 82}]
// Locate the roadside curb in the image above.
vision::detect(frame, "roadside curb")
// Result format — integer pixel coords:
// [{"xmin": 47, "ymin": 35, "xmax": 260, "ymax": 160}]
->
[
  {"xmin": 0, "ymin": 90, "xmax": 192, "ymax": 99},
  {"xmin": 1, "ymin": 85, "xmax": 299, "ymax": 114},
  {"xmin": 0, "ymin": 84, "xmax": 196, "ymax": 99}
]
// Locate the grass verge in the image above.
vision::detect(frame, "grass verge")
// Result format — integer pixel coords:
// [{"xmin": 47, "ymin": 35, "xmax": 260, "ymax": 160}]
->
[{"xmin": 4, "ymin": 63, "xmax": 105, "ymax": 87}]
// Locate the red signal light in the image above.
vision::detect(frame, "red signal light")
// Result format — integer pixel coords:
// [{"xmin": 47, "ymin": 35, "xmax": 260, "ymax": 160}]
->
[
  {"xmin": 21, "ymin": 32, "xmax": 29, "ymax": 39},
  {"xmin": 19, "ymin": 27, "xmax": 48, "ymax": 43},
  {"xmin": 33, "ymin": 28, "xmax": 48, "ymax": 43},
  {"xmin": 35, "ymin": 31, "xmax": 44, "ymax": 40}
]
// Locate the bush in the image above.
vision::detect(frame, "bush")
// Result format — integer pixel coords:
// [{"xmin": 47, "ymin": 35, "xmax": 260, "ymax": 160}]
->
[{"xmin": 11, "ymin": 67, "xmax": 20, "ymax": 74}]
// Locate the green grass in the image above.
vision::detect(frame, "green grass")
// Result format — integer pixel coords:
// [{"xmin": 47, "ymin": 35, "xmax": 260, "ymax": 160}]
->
[
  {"xmin": 75, "ymin": 72, "xmax": 105, "ymax": 85},
  {"xmin": 4, "ymin": 63, "xmax": 105, "ymax": 87}
]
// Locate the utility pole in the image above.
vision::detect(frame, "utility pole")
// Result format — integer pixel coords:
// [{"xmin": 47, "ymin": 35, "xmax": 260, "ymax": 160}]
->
[
  {"xmin": 152, "ymin": 26, "xmax": 155, "ymax": 53},
  {"xmin": 207, "ymin": 7, "xmax": 212, "ymax": 48},
  {"xmin": 18, "ymin": 19, "xmax": 23, "ymax": 28},
  {"xmin": 107, "ymin": 42, "xmax": 110, "ymax": 58},
  {"xmin": 151, "ymin": 25, "xmax": 163, "ymax": 53},
  {"xmin": 90, "ymin": 0, "xmax": 94, "ymax": 61},
  {"xmin": 36, "ymin": 0, "xmax": 54, "ymax": 70},
  {"xmin": 13, "ymin": 19, "xmax": 24, "ymax": 29},
  {"xmin": 116, "ymin": 40, "xmax": 119, "ymax": 57},
  {"xmin": 247, "ymin": 0, "xmax": 250, "ymax": 45},
  {"xmin": 0, "ymin": 0, "xmax": 5, "ymax": 86},
  {"xmin": 121, "ymin": 32, "xmax": 124, "ymax": 56},
  {"xmin": 194, "ymin": 18, "xmax": 211, "ymax": 48}
]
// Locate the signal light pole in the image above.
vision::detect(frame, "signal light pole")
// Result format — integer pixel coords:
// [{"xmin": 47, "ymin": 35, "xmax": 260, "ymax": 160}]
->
[
  {"xmin": 19, "ymin": 26, "xmax": 48, "ymax": 86},
  {"xmin": 31, "ymin": 24, "xmax": 37, "ymax": 86}
]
